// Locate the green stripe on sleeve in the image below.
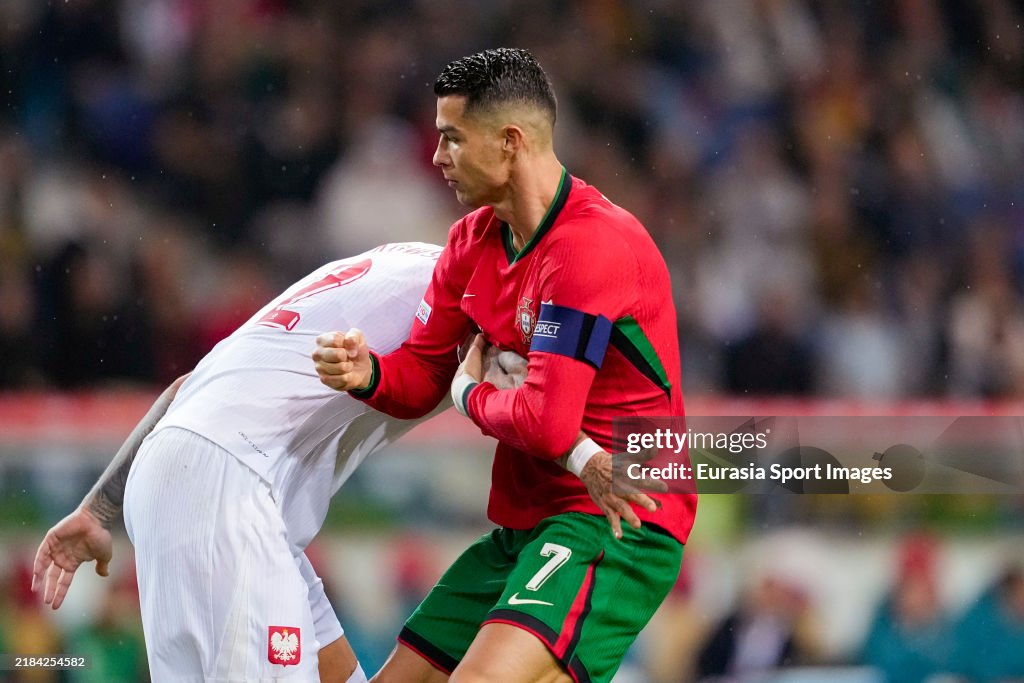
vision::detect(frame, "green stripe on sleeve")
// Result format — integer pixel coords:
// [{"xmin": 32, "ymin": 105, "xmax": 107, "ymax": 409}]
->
[{"xmin": 609, "ymin": 315, "xmax": 672, "ymax": 396}]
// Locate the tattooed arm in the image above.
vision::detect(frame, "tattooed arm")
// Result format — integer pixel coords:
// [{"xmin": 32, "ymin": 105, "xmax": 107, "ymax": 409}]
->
[
  {"xmin": 31, "ymin": 374, "xmax": 189, "ymax": 609},
  {"xmin": 83, "ymin": 373, "xmax": 189, "ymax": 527}
]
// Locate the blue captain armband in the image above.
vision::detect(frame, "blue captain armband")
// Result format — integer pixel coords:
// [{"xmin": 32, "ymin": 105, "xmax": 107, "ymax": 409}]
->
[{"xmin": 529, "ymin": 303, "xmax": 612, "ymax": 369}]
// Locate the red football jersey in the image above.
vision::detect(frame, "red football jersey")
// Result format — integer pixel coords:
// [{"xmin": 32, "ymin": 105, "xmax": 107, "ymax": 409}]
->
[{"xmin": 358, "ymin": 172, "xmax": 697, "ymax": 543}]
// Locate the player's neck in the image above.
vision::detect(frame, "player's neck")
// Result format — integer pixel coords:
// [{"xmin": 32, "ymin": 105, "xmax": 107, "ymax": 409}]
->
[{"xmin": 494, "ymin": 156, "xmax": 564, "ymax": 251}]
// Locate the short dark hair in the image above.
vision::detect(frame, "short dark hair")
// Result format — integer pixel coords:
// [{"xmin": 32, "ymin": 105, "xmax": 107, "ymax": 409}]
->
[{"xmin": 434, "ymin": 48, "xmax": 556, "ymax": 124}]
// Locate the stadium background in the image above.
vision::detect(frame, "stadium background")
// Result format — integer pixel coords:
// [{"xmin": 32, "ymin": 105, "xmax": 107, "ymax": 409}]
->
[{"xmin": 0, "ymin": 1, "xmax": 1022, "ymax": 681}]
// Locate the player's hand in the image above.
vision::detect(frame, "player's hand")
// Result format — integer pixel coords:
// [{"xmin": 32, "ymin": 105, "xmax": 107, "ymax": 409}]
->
[
  {"xmin": 451, "ymin": 334, "xmax": 486, "ymax": 417},
  {"xmin": 455, "ymin": 333, "xmax": 485, "ymax": 384},
  {"xmin": 482, "ymin": 347, "xmax": 527, "ymax": 389},
  {"xmin": 313, "ymin": 329, "xmax": 373, "ymax": 392},
  {"xmin": 575, "ymin": 449, "xmax": 667, "ymax": 540},
  {"xmin": 32, "ymin": 507, "xmax": 113, "ymax": 610}
]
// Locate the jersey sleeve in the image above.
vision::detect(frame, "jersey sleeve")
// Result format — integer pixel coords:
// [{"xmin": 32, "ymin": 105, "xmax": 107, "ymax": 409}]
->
[
  {"xmin": 356, "ymin": 229, "xmax": 473, "ymax": 419},
  {"xmin": 466, "ymin": 226, "xmax": 635, "ymax": 458}
]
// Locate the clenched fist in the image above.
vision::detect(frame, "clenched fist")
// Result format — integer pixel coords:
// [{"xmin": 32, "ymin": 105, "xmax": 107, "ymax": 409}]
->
[{"xmin": 312, "ymin": 328, "xmax": 373, "ymax": 392}]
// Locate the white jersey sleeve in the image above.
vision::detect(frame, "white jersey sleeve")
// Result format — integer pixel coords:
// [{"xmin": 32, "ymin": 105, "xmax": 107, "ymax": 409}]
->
[{"xmin": 155, "ymin": 242, "xmax": 445, "ymax": 548}]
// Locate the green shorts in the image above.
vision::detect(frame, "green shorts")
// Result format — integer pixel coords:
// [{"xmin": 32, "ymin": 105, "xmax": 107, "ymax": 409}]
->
[{"xmin": 398, "ymin": 512, "xmax": 683, "ymax": 683}]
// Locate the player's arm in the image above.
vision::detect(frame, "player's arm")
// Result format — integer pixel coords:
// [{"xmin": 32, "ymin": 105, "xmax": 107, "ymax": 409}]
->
[
  {"xmin": 314, "ymin": 232, "xmax": 472, "ymax": 419},
  {"xmin": 458, "ymin": 234, "xmax": 628, "ymax": 458},
  {"xmin": 480, "ymin": 343, "xmax": 665, "ymax": 539},
  {"xmin": 32, "ymin": 373, "xmax": 189, "ymax": 609}
]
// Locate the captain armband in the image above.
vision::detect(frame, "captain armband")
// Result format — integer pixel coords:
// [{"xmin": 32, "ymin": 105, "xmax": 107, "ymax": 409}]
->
[{"xmin": 529, "ymin": 303, "xmax": 612, "ymax": 369}]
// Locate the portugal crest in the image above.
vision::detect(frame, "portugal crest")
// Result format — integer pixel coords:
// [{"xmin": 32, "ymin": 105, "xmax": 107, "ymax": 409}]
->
[{"xmin": 518, "ymin": 296, "xmax": 537, "ymax": 343}]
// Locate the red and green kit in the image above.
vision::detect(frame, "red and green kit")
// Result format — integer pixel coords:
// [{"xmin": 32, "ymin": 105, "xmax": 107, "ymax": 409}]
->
[
  {"xmin": 354, "ymin": 170, "xmax": 697, "ymax": 681},
  {"xmin": 358, "ymin": 170, "xmax": 696, "ymax": 543}
]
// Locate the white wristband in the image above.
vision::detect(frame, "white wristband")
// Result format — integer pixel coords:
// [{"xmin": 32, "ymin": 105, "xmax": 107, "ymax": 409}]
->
[
  {"xmin": 451, "ymin": 373, "xmax": 479, "ymax": 417},
  {"xmin": 566, "ymin": 437, "xmax": 601, "ymax": 477}
]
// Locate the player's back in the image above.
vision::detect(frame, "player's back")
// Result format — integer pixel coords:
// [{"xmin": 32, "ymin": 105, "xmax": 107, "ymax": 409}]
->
[{"xmin": 155, "ymin": 242, "xmax": 443, "ymax": 549}]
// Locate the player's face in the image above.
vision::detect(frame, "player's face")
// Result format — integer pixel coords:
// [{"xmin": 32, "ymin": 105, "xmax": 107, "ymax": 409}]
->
[{"xmin": 433, "ymin": 96, "xmax": 509, "ymax": 208}]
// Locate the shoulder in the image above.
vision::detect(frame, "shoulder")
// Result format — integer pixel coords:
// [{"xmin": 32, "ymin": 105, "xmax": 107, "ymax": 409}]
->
[
  {"xmin": 544, "ymin": 181, "xmax": 639, "ymax": 256},
  {"xmin": 553, "ymin": 177, "xmax": 665, "ymax": 267},
  {"xmin": 437, "ymin": 207, "xmax": 498, "ymax": 265},
  {"xmin": 559, "ymin": 179, "xmax": 645, "ymax": 241},
  {"xmin": 448, "ymin": 207, "xmax": 498, "ymax": 244}
]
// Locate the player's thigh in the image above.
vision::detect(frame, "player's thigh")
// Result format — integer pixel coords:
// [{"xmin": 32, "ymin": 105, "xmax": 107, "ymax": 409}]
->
[
  {"xmin": 126, "ymin": 428, "xmax": 237, "ymax": 680},
  {"xmin": 393, "ymin": 528, "xmax": 518, "ymax": 676},
  {"xmin": 573, "ymin": 520, "xmax": 682, "ymax": 682},
  {"xmin": 126, "ymin": 428, "xmax": 321, "ymax": 681},
  {"xmin": 223, "ymin": 464, "xmax": 322, "ymax": 681},
  {"xmin": 450, "ymin": 623, "xmax": 572, "ymax": 683},
  {"xmin": 483, "ymin": 513, "xmax": 684, "ymax": 683}
]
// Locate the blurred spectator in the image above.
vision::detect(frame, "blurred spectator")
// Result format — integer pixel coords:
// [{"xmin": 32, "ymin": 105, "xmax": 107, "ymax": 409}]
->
[
  {"xmin": 34, "ymin": 240, "xmax": 152, "ymax": 388},
  {"xmin": 860, "ymin": 575, "xmax": 952, "ymax": 683},
  {"xmin": 1, "ymin": 557, "xmax": 63, "ymax": 683},
  {"xmin": 860, "ymin": 535, "xmax": 952, "ymax": 683},
  {"xmin": 194, "ymin": 250, "xmax": 275, "ymax": 354},
  {"xmin": 948, "ymin": 227, "xmax": 1024, "ymax": 398},
  {"xmin": 317, "ymin": 117, "xmax": 454, "ymax": 256},
  {"xmin": 644, "ymin": 559, "xmax": 705, "ymax": 683},
  {"xmin": 952, "ymin": 565, "xmax": 1024, "ymax": 683},
  {"xmin": 724, "ymin": 287, "xmax": 814, "ymax": 395},
  {"xmin": 67, "ymin": 573, "xmax": 148, "ymax": 683},
  {"xmin": 130, "ymin": 220, "xmax": 206, "ymax": 385},
  {"xmin": 696, "ymin": 574, "xmax": 819, "ymax": 680},
  {"xmin": 0, "ymin": 265, "xmax": 44, "ymax": 388},
  {"xmin": 816, "ymin": 280, "xmax": 906, "ymax": 398},
  {"xmin": 390, "ymin": 532, "xmax": 439, "ymax": 619}
]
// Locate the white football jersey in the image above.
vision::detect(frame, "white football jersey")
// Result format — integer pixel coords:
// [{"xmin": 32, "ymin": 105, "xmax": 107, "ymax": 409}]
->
[{"xmin": 155, "ymin": 242, "xmax": 445, "ymax": 549}]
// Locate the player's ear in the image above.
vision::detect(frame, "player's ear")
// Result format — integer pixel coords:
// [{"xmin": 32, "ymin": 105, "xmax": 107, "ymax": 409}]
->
[{"xmin": 501, "ymin": 125, "xmax": 525, "ymax": 157}]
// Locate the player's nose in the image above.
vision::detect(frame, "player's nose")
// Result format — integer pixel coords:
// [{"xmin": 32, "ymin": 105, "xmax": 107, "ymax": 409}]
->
[{"xmin": 433, "ymin": 139, "xmax": 449, "ymax": 167}]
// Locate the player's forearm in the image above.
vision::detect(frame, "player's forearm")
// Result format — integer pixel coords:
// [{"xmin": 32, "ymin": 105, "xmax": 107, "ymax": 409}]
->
[
  {"xmin": 361, "ymin": 348, "xmax": 458, "ymax": 419},
  {"xmin": 82, "ymin": 374, "xmax": 188, "ymax": 528},
  {"xmin": 468, "ymin": 366, "xmax": 588, "ymax": 459}
]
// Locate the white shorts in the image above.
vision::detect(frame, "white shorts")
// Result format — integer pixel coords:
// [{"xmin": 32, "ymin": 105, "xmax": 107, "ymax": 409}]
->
[{"xmin": 124, "ymin": 427, "xmax": 343, "ymax": 682}]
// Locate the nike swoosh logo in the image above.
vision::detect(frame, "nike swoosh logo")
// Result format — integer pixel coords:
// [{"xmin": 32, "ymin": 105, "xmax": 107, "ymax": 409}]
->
[
  {"xmin": 462, "ymin": 293, "xmax": 475, "ymax": 298},
  {"xmin": 507, "ymin": 592, "xmax": 553, "ymax": 606}
]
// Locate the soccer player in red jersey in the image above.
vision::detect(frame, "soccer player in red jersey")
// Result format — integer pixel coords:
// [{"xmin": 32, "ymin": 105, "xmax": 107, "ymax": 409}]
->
[{"xmin": 314, "ymin": 48, "xmax": 696, "ymax": 683}]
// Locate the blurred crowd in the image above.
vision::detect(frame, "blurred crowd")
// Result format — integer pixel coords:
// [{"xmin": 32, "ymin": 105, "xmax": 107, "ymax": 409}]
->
[
  {"xmin": 2, "ymin": 532, "xmax": 1023, "ymax": 683},
  {"xmin": 676, "ymin": 535, "xmax": 1024, "ymax": 683},
  {"xmin": 1, "ymin": 553, "xmax": 146, "ymax": 683},
  {"xmin": 1, "ymin": 0, "xmax": 1023, "ymax": 396}
]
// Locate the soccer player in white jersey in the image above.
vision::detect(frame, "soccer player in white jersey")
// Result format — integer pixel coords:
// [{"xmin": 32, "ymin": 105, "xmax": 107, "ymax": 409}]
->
[
  {"xmin": 32, "ymin": 241, "xmax": 656, "ymax": 683},
  {"xmin": 33, "ymin": 243, "xmax": 450, "ymax": 683}
]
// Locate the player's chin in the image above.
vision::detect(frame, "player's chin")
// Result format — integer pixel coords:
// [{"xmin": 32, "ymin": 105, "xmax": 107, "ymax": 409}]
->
[{"xmin": 453, "ymin": 189, "xmax": 483, "ymax": 208}]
